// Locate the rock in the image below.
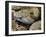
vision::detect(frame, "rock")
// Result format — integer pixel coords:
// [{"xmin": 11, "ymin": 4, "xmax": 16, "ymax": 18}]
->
[
  {"xmin": 12, "ymin": 6, "xmax": 21, "ymax": 11},
  {"xmin": 29, "ymin": 7, "xmax": 40, "ymax": 20},
  {"xmin": 12, "ymin": 20, "xmax": 16, "ymax": 31},
  {"xmin": 29, "ymin": 20, "xmax": 41, "ymax": 30},
  {"xmin": 16, "ymin": 24, "xmax": 27, "ymax": 31}
]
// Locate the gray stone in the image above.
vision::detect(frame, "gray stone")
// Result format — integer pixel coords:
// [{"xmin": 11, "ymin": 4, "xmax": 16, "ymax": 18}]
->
[{"xmin": 29, "ymin": 20, "xmax": 41, "ymax": 30}]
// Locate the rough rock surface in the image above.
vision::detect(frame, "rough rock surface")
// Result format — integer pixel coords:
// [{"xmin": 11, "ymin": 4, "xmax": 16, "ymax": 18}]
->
[
  {"xmin": 15, "ymin": 24, "xmax": 28, "ymax": 31},
  {"xmin": 29, "ymin": 20, "xmax": 41, "ymax": 30}
]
